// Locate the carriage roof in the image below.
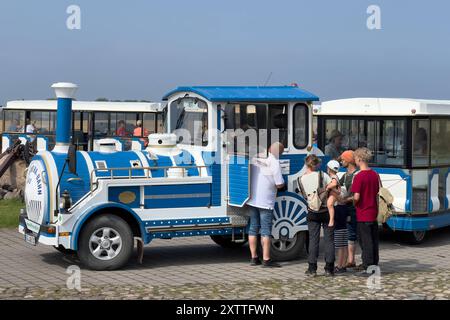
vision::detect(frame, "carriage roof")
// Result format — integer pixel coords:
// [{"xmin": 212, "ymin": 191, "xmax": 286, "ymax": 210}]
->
[
  {"xmin": 162, "ymin": 86, "xmax": 319, "ymax": 102},
  {"xmin": 317, "ymin": 98, "xmax": 450, "ymax": 116},
  {"xmin": 4, "ymin": 100, "xmax": 165, "ymax": 112}
]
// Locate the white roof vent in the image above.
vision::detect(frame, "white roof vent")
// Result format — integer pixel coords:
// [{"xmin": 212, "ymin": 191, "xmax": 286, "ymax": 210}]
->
[{"xmin": 97, "ymin": 138, "xmax": 117, "ymax": 153}]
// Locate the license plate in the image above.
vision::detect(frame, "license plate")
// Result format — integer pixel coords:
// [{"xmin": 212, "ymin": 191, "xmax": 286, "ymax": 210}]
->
[{"xmin": 24, "ymin": 233, "xmax": 37, "ymax": 246}]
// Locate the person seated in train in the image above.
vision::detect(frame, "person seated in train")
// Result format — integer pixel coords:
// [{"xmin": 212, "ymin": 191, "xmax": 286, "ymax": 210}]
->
[
  {"xmin": 25, "ymin": 118, "xmax": 37, "ymax": 134},
  {"xmin": 325, "ymin": 130, "xmax": 345, "ymax": 160},
  {"xmin": 133, "ymin": 120, "xmax": 150, "ymax": 147},
  {"xmin": 116, "ymin": 120, "xmax": 128, "ymax": 137},
  {"xmin": 8, "ymin": 119, "xmax": 22, "ymax": 132}
]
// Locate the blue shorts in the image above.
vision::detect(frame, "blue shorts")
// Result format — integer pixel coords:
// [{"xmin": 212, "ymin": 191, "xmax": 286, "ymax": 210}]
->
[{"xmin": 248, "ymin": 206, "xmax": 274, "ymax": 238}]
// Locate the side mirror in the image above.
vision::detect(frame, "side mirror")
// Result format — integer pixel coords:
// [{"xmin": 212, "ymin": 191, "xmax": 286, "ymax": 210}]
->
[{"xmin": 68, "ymin": 144, "xmax": 77, "ymax": 175}]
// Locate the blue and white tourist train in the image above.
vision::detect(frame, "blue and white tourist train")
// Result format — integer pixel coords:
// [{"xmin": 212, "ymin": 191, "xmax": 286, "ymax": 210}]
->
[{"xmin": 19, "ymin": 82, "xmax": 320, "ymax": 270}]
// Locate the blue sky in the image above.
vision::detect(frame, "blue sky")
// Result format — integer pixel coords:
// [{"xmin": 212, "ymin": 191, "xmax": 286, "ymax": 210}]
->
[{"xmin": 0, "ymin": 0, "xmax": 449, "ymax": 103}]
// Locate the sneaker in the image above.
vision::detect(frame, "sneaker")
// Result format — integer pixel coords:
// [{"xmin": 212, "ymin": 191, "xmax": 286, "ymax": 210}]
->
[
  {"xmin": 262, "ymin": 259, "xmax": 281, "ymax": 268},
  {"xmin": 250, "ymin": 257, "xmax": 261, "ymax": 266},
  {"xmin": 305, "ymin": 269, "xmax": 317, "ymax": 277},
  {"xmin": 324, "ymin": 269, "xmax": 335, "ymax": 277},
  {"xmin": 353, "ymin": 264, "xmax": 366, "ymax": 272},
  {"xmin": 334, "ymin": 267, "xmax": 347, "ymax": 275},
  {"xmin": 355, "ymin": 270, "xmax": 372, "ymax": 278}
]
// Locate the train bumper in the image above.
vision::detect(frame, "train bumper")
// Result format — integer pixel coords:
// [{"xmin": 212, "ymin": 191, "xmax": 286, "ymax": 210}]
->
[
  {"xmin": 387, "ymin": 211, "xmax": 450, "ymax": 232},
  {"xmin": 18, "ymin": 212, "xmax": 58, "ymax": 246}
]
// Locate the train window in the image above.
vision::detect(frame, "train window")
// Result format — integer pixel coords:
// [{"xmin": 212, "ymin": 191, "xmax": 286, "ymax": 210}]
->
[
  {"xmin": 29, "ymin": 111, "xmax": 56, "ymax": 135},
  {"xmin": 430, "ymin": 118, "xmax": 450, "ymax": 166},
  {"xmin": 293, "ymin": 103, "xmax": 308, "ymax": 149},
  {"xmin": 171, "ymin": 97, "xmax": 208, "ymax": 146},
  {"xmin": 94, "ymin": 112, "xmax": 109, "ymax": 138},
  {"xmin": 322, "ymin": 118, "xmax": 406, "ymax": 166},
  {"xmin": 143, "ymin": 113, "xmax": 157, "ymax": 135},
  {"xmin": 412, "ymin": 119, "xmax": 430, "ymax": 167},
  {"xmin": 4, "ymin": 110, "xmax": 25, "ymax": 133},
  {"xmin": 225, "ymin": 103, "xmax": 267, "ymax": 156},
  {"xmin": 111, "ymin": 113, "xmax": 139, "ymax": 137}
]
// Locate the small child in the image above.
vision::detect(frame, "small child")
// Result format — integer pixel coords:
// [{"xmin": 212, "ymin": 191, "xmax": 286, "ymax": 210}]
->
[{"xmin": 325, "ymin": 160, "xmax": 341, "ymax": 227}]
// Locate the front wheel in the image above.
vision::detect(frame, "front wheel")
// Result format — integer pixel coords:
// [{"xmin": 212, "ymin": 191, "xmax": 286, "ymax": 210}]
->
[
  {"xmin": 78, "ymin": 215, "xmax": 134, "ymax": 270},
  {"xmin": 270, "ymin": 231, "xmax": 307, "ymax": 261}
]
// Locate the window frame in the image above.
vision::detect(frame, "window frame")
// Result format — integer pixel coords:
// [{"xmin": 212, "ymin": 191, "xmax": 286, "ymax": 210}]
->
[{"xmin": 292, "ymin": 103, "xmax": 309, "ymax": 150}]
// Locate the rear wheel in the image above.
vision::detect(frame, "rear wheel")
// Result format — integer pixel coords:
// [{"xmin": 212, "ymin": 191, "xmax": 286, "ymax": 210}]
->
[
  {"xmin": 78, "ymin": 215, "xmax": 134, "ymax": 270},
  {"xmin": 270, "ymin": 231, "xmax": 307, "ymax": 261},
  {"xmin": 403, "ymin": 230, "xmax": 427, "ymax": 245},
  {"xmin": 210, "ymin": 234, "xmax": 248, "ymax": 248}
]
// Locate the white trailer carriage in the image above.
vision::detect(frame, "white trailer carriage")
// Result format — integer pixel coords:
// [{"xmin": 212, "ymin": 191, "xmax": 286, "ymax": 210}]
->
[
  {"xmin": 315, "ymin": 98, "xmax": 450, "ymax": 243},
  {"xmin": 19, "ymin": 83, "xmax": 319, "ymax": 270}
]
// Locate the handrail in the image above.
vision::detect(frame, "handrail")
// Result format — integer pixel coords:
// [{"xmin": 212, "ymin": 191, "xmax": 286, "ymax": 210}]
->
[{"xmin": 89, "ymin": 165, "xmax": 208, "ymax": 192}]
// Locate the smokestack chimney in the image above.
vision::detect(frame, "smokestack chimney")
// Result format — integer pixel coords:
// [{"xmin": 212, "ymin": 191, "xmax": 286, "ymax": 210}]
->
[{"xmin": 51, "ymin": 82, "xmax": 78, "ymax": 153}]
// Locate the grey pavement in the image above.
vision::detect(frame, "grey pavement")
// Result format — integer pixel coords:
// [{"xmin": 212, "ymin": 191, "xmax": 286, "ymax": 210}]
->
[{"xmin": 0, "ymin": 227, "xmax": 449, "ymax": 289}]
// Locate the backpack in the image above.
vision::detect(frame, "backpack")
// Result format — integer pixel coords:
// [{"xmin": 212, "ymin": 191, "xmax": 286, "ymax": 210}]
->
[
  {"xmin": 297, "ymin": 172, "xmax": 328, "ymax": 212},
  {"xmin": 377, "ymin": 175, "xmax": 395, "ymax": 223}
]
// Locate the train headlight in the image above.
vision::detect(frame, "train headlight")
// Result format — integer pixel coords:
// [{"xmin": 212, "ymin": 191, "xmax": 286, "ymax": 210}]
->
[{"xmin": 60, "ymin": 190, "xmax": 72, "ymax": 211}]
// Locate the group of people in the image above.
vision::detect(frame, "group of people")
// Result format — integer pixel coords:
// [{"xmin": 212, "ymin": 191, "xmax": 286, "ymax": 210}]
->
[
  {"xmin": 246, "ymin": 142, "xmax": 380, "ymax": 276},
  {"xmin": 8, "ymin": 118, "xmax": 38, "ymax": 134},
  {"xmin": 116, "ymin": 120, "xmax": 150, "ymax": 146}
]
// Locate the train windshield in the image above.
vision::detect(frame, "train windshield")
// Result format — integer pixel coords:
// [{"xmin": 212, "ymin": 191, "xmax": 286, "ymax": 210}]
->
[{"xmin": 170, "ymin": 97, "xmax": 208, "ymax": 146}]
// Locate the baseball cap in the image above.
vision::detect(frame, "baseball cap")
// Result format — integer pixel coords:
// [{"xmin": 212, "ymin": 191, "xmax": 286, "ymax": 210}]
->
[{"xmin": 327, "ymin": 160, "xmax": 340, "ymax": 172}]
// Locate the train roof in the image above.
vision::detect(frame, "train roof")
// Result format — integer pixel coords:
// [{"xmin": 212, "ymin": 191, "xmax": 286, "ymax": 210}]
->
[
  {"xmin": 4, "ymin": 100, "xmax": 165, "ymax": 112},
  {"xmin": 162, "ymin": 86, "xmax": 319, "ymax": 102},
  {"xmin": 317, "ymin": 98, "xmax": 450, "ymax": 116}
]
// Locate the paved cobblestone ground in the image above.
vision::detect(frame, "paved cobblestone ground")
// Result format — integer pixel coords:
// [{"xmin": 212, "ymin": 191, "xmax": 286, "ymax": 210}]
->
[{"xmin": 1, "ymin": 227, "xmax": 450, "ymax": 299}]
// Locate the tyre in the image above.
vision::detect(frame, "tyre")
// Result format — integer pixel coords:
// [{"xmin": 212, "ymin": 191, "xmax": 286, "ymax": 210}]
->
[
  {"xmin": 270, "ymin": 231, "xmax": 307, "ymax": 261},
  {"xmin": 54, "ymin": 245, "xmax": 76, "ymax": 255},
  {"xmin": 210, "ymin": 234, "xmax": 248, "ymax": 248},
  {"xmin": 403, "ymin": 230, "xmax": 427, "ymax": 245},
  {"xmin": 77, "ymin": 214, "xmax": 134, "ymax": 270}
]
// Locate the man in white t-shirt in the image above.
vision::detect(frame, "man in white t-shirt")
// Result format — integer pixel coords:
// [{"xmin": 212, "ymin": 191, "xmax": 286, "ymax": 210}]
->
[
  {"xmin": 25, "ymin": 119, "xmax": 36, "ymax": 134},
  {"xmin": 247, "ymin": 142, "xmax": 285, "ymax": 268}
]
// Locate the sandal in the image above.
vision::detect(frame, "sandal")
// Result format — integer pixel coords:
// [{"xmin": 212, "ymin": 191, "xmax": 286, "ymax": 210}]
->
[{"xmin": 346, "ymin": 262, "xmax": 356, "ymax": 268}]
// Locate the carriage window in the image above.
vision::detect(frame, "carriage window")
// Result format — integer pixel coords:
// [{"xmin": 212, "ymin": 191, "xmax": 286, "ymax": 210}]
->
[
  {"xmin": 111, "ymin": 113, "xmax": 139, "ymax": 137},
  {"xmin": 322, "ymin": 118, "xmax": 406, "ymax": 166},
  {"xmin": 143, "ymin": 113, "xmax": 157, "ymax": 135},
  {"xmin": 29, "ymin": 111, "xmax": 56, "ymax": 135},
  {"xmin": 170, "ymin": 97, "xmax": 208, "ymax": 146},
  {"xmin": 93, "ymin": 112, "xmax": 109, "ymax": 138},
  {"xmin": 412, "ymin": 119, "xmax": 430, "ymax": 167},
  {"xmin": 4, "ymin": 110, "xmax": 25, "ymax": 133},
  {"xmin": 293, "ymin": 103, "xmax": 308, "ymax": 149},
  {"xmin": 430, "ymin": 119, "xmax": 450, "ymax": 165}
]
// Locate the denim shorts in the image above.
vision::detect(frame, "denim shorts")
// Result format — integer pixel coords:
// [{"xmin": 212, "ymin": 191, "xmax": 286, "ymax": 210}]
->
[{"xmin": 248, "ymin": 206, "xmax": 274, "ymax": 238}]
